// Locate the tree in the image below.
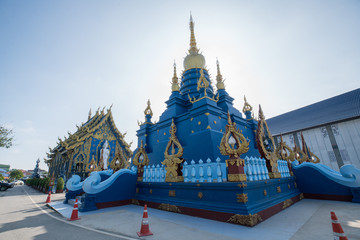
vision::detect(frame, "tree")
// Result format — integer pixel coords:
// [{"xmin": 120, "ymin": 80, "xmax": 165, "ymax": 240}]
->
[
  {"xmin": 9, "ymin": 169, "xmax": 24, "ymax": 181},
  {"xmin": 0, "ymin": 173, "xmax": 4, "ymax": 181},
  {"xmin": 0, "ymin": 125, "xmax": 13, "ymax": 148}
]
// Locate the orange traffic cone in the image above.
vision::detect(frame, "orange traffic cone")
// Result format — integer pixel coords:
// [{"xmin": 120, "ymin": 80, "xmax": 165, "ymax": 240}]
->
[
  {"xmin": 68, "ymin": 199, "xmax": 81, "ymax": 221},
  {"xmin": 137, "ymin": 204, "xmax": 153, "ymax": 237},
  {"xmin": 45, "ymin": 191, "xmax": 51, "ymax": 203},
  {"xmin": 331, "ymin": 211, "xmax": 348, "ymax": 240}
]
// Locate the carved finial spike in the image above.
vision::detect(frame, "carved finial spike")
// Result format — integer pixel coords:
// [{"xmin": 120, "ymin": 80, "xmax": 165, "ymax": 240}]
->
[
  {"xmin": 216, "ymin": 59, "xmax": 225, "ymax": 90},
  {"xmin": 88, "ymin": 108, "xmax": 92, "ymax": 120},
  {"xmin": 259, "ymin": 105, "xmax": 265, "ymax": 120},
  {"xmin": 189, "ymin": 13, "xmax": 198, "ymax": 54},
  {"xmin": 172, "ymin": 61, "xmax": 180, "ymax": 92},
  {"xmin": 144, "ymin": 99, "xmax": 153, "ymax": 117},
  {"xmin": 242, "ymin": 95, "xmax": 253, "ymax": 113}
]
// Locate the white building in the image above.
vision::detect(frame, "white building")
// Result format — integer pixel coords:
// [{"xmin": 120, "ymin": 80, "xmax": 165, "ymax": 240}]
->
[{"xmin": 267, "ymin": 88, "xmax": 360, "ymax": 171}]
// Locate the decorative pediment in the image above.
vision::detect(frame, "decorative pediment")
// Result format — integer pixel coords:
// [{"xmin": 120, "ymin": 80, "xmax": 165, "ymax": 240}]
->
[
  {"xmin": 256, "ymin": 105, "xmax": 281, "ymax": 178},
  {"xmin": 219, "ymin": 112, "xmax": 249, "ymax": 158}
]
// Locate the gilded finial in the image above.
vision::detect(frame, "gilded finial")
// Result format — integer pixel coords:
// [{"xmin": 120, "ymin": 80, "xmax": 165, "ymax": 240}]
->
[
  {"xmin": 172, "ymin": 61, "xmax": 180, "ymax": 92},
  {"xmin": 216, "ymin": 58, "xmax": 225, "ymax": 90},
  {"xmin": 197, "ymin": 69, "xmax": 209, "ymax": 92},
  {"xmin": 258, "ymin": 104, "xmax": 265, "ymax": 120},
  {"xmin": 189, "ymin": 13, "xmax": 199, "ymax": 54},
  {"xmin": 144, "ymin": 99, "xmax": 153, "ymax": 117},
  {"xmin": 88, "ymin": 108, "xmax": 92, "ymax": 120},
  {"xmin": 242, "ymin": 96, "xmax": 253, "ymax": 113},
  {"xmin": 108, "ymin": 104, "xmax": 113, "ymax": 112}
]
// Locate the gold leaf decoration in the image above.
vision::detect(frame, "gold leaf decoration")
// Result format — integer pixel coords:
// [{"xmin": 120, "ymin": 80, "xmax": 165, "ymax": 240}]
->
[
  {"xmin": 162, "ymin": 119, "xmax": 184, "ymax": 182},
  {"xmin": 283, "ymin": 199, "xmax": 293, "ymax": 209},
  {"xmin": 158, "ymin": 203, "xmax": 181, "ymax": 213},
  {"xmin": 236, "ymin": 193, "xmax": 248, "ymax": 203},
  {"xmin": 227, "ymin": 214, "xmax": 262, "ymax": 227}
]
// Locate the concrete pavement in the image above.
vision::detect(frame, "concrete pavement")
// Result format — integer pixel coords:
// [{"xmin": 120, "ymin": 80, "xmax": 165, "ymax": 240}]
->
[{"xmin": 47, "ymin": 192, "xmax": 360, "ymax": 240}]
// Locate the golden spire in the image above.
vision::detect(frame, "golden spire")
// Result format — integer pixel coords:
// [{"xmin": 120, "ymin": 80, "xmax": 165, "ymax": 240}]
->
[
  {"xmin": 242, "ymin": 96, "xmax": 253, "ymax": 113},
  {"xmin": 171, "ymin": 61, "xmax": 180, "ymax": 92},
  {"xmin": 88, "ymin": 108, "xmax": 92, "ymax": 120},
  {"xmin": 189, "ymin": 14, "xmax": 199, "ymax": 54},
  {"xmin": 216, "ymin": 59, "xmax": 225, "ymax": 90},
  {"xmin": 144, "ymin": 99, "xmax": 153, "ymax": 117}
]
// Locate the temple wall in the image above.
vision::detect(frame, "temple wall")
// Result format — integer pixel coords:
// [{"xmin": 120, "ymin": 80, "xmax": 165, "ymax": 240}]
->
[{"xmin": 274, "ymin": 118, "xmax": 360, "ymax": 171}]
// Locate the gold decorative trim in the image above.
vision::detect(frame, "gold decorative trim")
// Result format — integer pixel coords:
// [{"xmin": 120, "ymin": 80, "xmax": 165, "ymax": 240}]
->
[
  {"xmin": 276, "ymin": 134, "xmax": 295, "ymax": 162},
  {"xmin": 300, "ymin": 193, "xmax": 304, "ymax": 200},
  {"xmin": 283, "ymin": 199, "xmax": 293, "ymax": 209},
  {"xmin": 206, "ymin": 125, "xmax": 211, "ymax": 129},
  {"xmin": 301, "ymin": 132, "xmax": 320, "ymax": 163},
  {"xmin": 237, "ymin": 183, "xmax": 247, "ymax": 188},
  {"xmin": 227, "ymin": 214, "xmax": 262, "ymax": 227},
  {"xmin": 269, "ymin": 172, "xmax": 282, "ymax": 179},
  {"xmin": 277, "ymin": 186, "xmax": 281, "ymax": 193},
  {"xmin": 198, "ymin": 192, "xmax": 203, "ymax": 199},
  {"xmin": 196, "ymin": 183, "xmax": 201, "ymax": 187},
  {"xmin": 228, "ymin": 173, "xmax": 247, "ymax": 182},
  {"xmin": 263, "ymin": 189, "xmax": 267, "ymax": 196},
  {"xmin": 205, "ymin": 112, "xmax": 210, "ymax": 116},
  {"xmin": 158, "ymin": 203, "xmax": 181, "ymax": 213},
  {"xmin": 169, "ymin": 190, "xmax": 176, "ymax": 197},
  {"xmin": 288, "ymin": 184, "xmax": 291, "ymax": 189},
  {"xmin": 198, "ymin": 121, "xmax": 201, "ymax": 125},
  {"xmin": 236, "ymin": 193, "xmax": 248, "ymax": 203},
  {"xmin": 149, "ymin": 189, "xmax": 152, "ymax": 194},
  {"xmin": 294, "ymin": 182, "xmax": 297, "ymax": 188}
]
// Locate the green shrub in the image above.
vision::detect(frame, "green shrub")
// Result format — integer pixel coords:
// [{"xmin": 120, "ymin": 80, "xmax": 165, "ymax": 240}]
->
[{"xmin": 56, "ymin": 177, "xmax": 64, "ymax": 190}]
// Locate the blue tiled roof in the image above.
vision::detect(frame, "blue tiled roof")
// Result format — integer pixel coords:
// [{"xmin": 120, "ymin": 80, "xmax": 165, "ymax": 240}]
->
[{"xmin": 267, "ymin": 88, "xmax": 360, "ymax": 135}]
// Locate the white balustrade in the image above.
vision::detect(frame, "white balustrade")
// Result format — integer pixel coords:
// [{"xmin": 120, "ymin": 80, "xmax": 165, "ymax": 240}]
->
[
  {"xmin": 216, "ymin": 157, "xmax": 223, "ymax": 183},
  {"xmin": 182, "ymin": 157, "xmax": 227, "ymax": 183},
  {"xmin": 206, "ymin": 158, "xmax": 212, "ymax": 182},
  {"xmin": 140, "ymin": 156, "xmax": 291, "ymax": 183},
  {"xmin": 277, "ymin": 160, "xmax": 290, "ymax": 177},
  {"xmin": 142, "ymin": 165, "xmax": 166, "ymax": 182},
  {"xmin": 244, "ymin": 157, "xmax": 270, "ymax": 181}
]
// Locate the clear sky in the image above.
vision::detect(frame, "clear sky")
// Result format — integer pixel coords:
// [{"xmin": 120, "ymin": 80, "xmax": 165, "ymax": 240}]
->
[{"xmin": 0, "ymin": 0, "xmax": 359, "ymax": 171}]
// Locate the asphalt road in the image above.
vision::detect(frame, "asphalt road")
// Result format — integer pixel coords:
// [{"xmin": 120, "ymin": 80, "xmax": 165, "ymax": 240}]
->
[{"xmin": 0, "ymin": 185, "xmax": 137, "ymax": 240}]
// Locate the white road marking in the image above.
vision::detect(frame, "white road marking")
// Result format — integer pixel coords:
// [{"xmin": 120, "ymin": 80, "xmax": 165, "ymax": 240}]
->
[{"xmin": 23, "ymin": 186, "xmax": 139, "ymax": 240}]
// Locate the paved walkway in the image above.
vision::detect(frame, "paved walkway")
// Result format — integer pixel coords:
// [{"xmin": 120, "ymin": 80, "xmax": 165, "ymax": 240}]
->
[{"xmin": 47, "ymin": 196, "xmax": 360, "ymax": 240}]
